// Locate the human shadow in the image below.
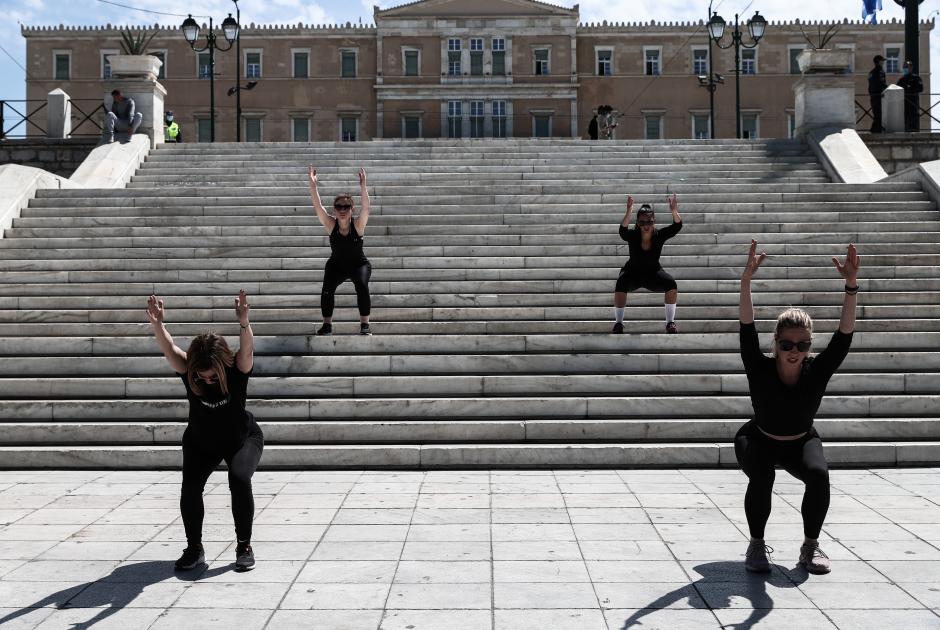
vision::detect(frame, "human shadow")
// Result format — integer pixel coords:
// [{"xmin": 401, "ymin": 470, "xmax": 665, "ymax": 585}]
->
[
  {"xmin": 0, "ymin": 558, "xmax": 232, "ymax": 629},
  {"xmin": 617, "ymin": 560, "xmax": 809, "ymax": 630}
]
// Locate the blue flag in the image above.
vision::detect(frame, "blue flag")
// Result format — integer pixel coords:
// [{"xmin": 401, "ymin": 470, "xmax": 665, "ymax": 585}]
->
[{"xmin": 862, "ymin": 0, "xmax": 883, "ymax": 23}]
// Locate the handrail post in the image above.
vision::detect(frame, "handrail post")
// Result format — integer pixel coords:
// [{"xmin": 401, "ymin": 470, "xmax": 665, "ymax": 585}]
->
[{"xmin": 0, "ymin": 100, "xmax": 5, "ymax": 140}]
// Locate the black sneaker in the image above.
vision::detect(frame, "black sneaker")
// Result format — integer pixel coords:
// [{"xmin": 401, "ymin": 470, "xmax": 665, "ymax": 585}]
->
[
  {"xmin": 174, "ymin": 544, "xmax": 205, "ymax": 571},
  {"xmin": 666, "ymin": 322, "xmax": 679, "ymax": 334},
  {"xmin": 360, "ymin": 323, "xmax": 372, "ymax": 336},
  {"xmin": 612, "ymin": 322, "xmax": 624, "ymax": 334},
  {"xmin": 316, "ymin": 323, "xmax": 332, "ymax": 336},
  {"xmin": 235, "ymin": 541, "xmax": 255, "ymax": 571}
]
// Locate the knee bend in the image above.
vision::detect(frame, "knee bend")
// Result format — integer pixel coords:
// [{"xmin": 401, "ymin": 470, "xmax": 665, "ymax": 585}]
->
[
  {"xmin": 804, "ymin": 465, "xmax": 829, "ymax": 487},
  {"xmin": 228, "ymin": 470, "xmax": 253, "ymax": 492}
]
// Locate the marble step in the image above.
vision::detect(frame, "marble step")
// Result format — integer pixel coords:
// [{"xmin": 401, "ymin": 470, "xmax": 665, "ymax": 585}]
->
[
  {"xmin": 129, "ymin": 174, "xmax": 832, "ymax": 185},
  {"xmin": 1, "ymin": 393, "xmax": 937, "ymax": 421},
  {"xmin": 1, "ymin": 304, "xmax": 935, "ymax": 323},
  {"xmin": 146, "ymin": 144, "xmax": 811, "ymax": 156},
  {"xmin": 2, "ymin": 277, "xmax": 937, "ymax": 296},
  {"xmin": 5, "ymin": 441, "xmax": 936, "ymax": 468},
  {"xmin": 1, "ymin": 417, "xmax": 937, "ymax": 445},
  {"xmin": 1, "ymin": 317, "xmax": 938, "ymax": 337},
  {"xmin": 0, "ymin": 372, "xmax": 936, "ymax": 399}
]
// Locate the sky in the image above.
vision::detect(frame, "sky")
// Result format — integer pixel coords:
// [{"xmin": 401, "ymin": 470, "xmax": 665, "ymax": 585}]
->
[{"xmin": 1, "ymin": 0, "xmax": 937, "ymax": 124}]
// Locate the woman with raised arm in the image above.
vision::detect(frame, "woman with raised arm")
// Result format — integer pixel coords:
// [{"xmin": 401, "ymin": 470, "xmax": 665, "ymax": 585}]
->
[
  {"xmin": 308, "ymin": 166, "xmax": 373, "ymax": 336},
  {"xmin": 736, "ymin": 240, "xmax": 860, "ymax": 575},
  {"xmin": 147, "ymin": 290, "xmax": 263, "ymax": 572},
  {"xmin": 612, "ymin": 193, "xmax": 683, "ymax": 334}
]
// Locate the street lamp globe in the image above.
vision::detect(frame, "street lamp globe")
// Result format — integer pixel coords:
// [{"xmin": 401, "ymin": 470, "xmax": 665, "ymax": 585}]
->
[
  {"xmin": 222, "ymin": 13, "xmax": 239, "ymax": 43},
  {"xmin": 181, "ymin": 15, "xmax": 200, "ymax": 45},
  {"xmin": 748, "ymin": 11, "xmax": 767, "ymax": 42},
  {"xmin": 707, "ymin": 13, "xmax": 726, "ymax": 42}
]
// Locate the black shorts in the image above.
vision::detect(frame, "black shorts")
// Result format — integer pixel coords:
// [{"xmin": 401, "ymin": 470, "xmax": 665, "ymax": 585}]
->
[{"xmin": 615, "ymin": 268, "xmax": 677, "ymax": 293}]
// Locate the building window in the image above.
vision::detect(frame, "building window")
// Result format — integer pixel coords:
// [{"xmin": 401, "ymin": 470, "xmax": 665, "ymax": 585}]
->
[
  {"xmin": 54, "ymin": 51, "xmax": 71, "ymax": 80},
  {"xmin": 198, "ymin": 52, "xmax": 211, "ymax": 79},
  {"xmin": 885, "ymin": 46, "xmax": 901, "ymax": 74},
  {"xmin": 596, "ymin": 49, "xmax": 612, "ymax": 76},
  {"xmin": 644, "ymin": 47, "xmax": 661, "ymax": 76},
  {"xmin": 692, "ymin": 47, "xmax": 708, "ymax": 75},
  {"xmin": 470, "ymin": 101, "xmax": 484, "ymax": 137},
  {"xmin": 293, "ymin": 50, "xmax": 309, "ymax": 78},
  {"xmin": 403, "ymin": 115, "xmax": 421, "ymax": 138},
  {"xmin": 245, "ymin": 117, "xmax": 262, "ymax": 142},
  {"xmin": 341, "ymin": 50, "xmax": 357, "ymax": 78},
  {"xmin": 196, "ymin": 118, "xmax": 212, "ymax": 142},
  {"xmin": 246, "ymin": 51, "xmax": 262, "ymax": 78},
  {"xmin": 341, "ymin": 117, "xmax": 357, "ymax": 141},
  {"xmin": 447, "ymin": 100, "xmax": 462, "ymax": 138},
  {"xmin": 644, "ymin": 114, "xmax": 663, "ymax": 139},
  {"xmin": 740, "ymin": 49, "xmax": 757, "ymax": 75},
  {"xmin": 492, "ymin": 38, "xmax": 505, "ymax": 76},
  {"xmin": 741, "ymin": 113, "xmax": 759, "ymax": 139},
  {"xmin": 789, "ymin": 46, "xmax": 805, "ymax": 74},
  {"xmin": 448, "ymin": 39, "xmax": 461, "ymax": 76},
  {"xmin": 533, "ymin": 114, "xmax": 551, "ymax": 138},
  {"xmin": 492, "ymin": 100, "xmax": 507, "ymax": 138},
  {"xmin": 149, "ymin": 50, "xmax": 166, "ymax": 80},
  {"xmin": 786, "ymin": 112, "xmax": 796, "ymax": 139},
  {"xmin": 692, "ymin": 114, "xmax": 710, "ymax": 139},
  {"xmin": 292, "ymin": 117, "xmax": 310, "ymax": 142},
  {"xmin": 534, "ymin": 48, "xmax": 549, "ymax": 75},
  {"xmin": 101, "ymin": 50, "xmax": 118, "ymax": 79},
  {"xmin": 404, "ymin": 49, "xmax": 419, "ymax": 76},
  {"xmin": 470, "ymin": 38, "xmax": 483, "ymax": 76}
]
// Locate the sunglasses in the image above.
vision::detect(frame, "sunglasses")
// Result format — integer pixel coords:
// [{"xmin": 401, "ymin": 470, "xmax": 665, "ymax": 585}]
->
[
  {"xmin": 333, "ymin": 204, "xmax": 352, "ymax": 211},
  {"xmin": 637, "ymin": 220, "xmax": 654, "ymax": 226},
  {"xmin": 777, "ymin": 339, "xmax": 812, "ymax": 352}
]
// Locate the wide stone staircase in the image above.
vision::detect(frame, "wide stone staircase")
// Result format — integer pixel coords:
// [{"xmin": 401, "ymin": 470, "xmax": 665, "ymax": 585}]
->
[{"xmin": 1, "ymin": 139, "xmax": 938, "ymax": 468}]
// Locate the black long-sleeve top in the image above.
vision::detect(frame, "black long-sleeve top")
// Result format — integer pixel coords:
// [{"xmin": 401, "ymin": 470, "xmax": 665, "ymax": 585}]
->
[
  {"xmin": 619, "ymin": 221, "xmax": 682, "ymax": 272},
  {"xmin": 739, "ymin": 322, "xmax": 853, "ymax": 435}
]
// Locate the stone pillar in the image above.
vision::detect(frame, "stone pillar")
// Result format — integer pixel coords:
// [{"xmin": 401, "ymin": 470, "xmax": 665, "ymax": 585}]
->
[
  {"xmin": 105, "ymin": 55, "xmax": 167, "ymax": 148},
  {"xmin": 883, "ymin": 84, "xmax": 905, "ymax": 133},
  {"xmin": 570, "ymin": 99, "xmax": 578, "ymax": 138},
  {"xmin": 46, "ymin": 89, "xmax": 72, "ymax": 139},
  {"xmin": 792, "ymin": 49, "xmax": 855, "ymax": 139}
]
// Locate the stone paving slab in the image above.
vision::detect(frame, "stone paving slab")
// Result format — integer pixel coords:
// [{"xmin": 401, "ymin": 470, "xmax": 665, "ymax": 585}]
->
[{"xmin": 0, "ymin": 469, "xmax": 938, "ymax": 629}]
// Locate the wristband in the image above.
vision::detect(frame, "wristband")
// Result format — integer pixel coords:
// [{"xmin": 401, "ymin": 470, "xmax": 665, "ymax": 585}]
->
[
  {"xmin": 845, "ymin": 284, "xmax": 859, "ymax": 294},
  {"xmin": 240, "ymin": 323, "xmax": 250, "ymax": 330}
]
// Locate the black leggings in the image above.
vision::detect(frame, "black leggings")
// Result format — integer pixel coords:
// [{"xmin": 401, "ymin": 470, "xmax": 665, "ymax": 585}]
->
[
  {"xmin": 615, "ymin": 268, "xmax": 678, "ymax": 294},
  {"xmin": 734, "ymin": 420, "xmax": 830, "ymax": 540},
  {"xmin": 180, "ymin": 423, "xmax": 264, "ymax": 546},
  {"xmin": 321, "ymin": 259, "xmax": 372, "ymax": 317}
]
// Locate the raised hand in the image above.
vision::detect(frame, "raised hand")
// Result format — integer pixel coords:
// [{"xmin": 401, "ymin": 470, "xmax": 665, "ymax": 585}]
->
[
  {"xmin": 832, "ymin": 244, "xmax": 860, "ymax": 283},
  {"xmin": 359, "ymin": 167, "xmax": 367, "ymax": 187},
  {"xmin": 147, "ymin": 295, "xmax": 165, "ymax": 325},
  {"xmin": 668, "ymin": 193, "xmax": 678, "ymax": 213},
  {"xmin": 308, "ymin": 165, "xmax": 318, "ymax": 188},
  {"xmin": 743, "ymin": 239, "xmax": 768, "ymax": 279},
  {"xmin": 626, "ymin": 195, "xmax": 634, "ymax": 211},
  {"xmin": 235, "ymin": 290, "xmax": 250, "ymax": 326}
]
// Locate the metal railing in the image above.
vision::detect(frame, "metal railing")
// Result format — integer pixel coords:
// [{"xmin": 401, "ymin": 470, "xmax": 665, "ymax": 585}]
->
[
  {"xmin": 0, "ymin": 99, "xmax": 106, "ymax": 140},
  {"xmin": 855, "ymin": 92, "xmax": 940, "ymax": 130}
]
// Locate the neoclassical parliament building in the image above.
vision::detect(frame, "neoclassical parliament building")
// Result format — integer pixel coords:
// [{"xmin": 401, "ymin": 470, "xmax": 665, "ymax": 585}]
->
[{"xmin": 22, "ymin": 0, "xmax": 932, "ymax": 141}]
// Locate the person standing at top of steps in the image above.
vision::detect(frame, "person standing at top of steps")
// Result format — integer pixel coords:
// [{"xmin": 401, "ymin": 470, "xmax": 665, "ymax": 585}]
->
[
  {"xmin": 612, "ymin": 193, "xmax": 682, "ymax": 334},
  {"xmin": 308, "ymin": 165, "xmax": 373, "ymax": 336},
  {"xmin": 736, "ymin": 240, "xmax": 859, "ymax": 576},
  {"xmin": 147, "ymin": 291, "xmax": 263, "ymax": 573}
]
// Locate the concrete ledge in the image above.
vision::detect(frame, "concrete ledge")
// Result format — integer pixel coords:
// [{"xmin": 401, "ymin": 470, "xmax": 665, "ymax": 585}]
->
[
  {"xmin": 883, "ymin": 159, "xmax": 940, "ymax": 209},
  {"xmin": 0, "ymin": 164, "xmax": 79, "ymax": 237},
  {"xmin": 69, "ymin": 135, "xmax": 150, "ymax": 188},
  {"xmin": 807, "ymin": 126, "xmax": 888, "ymax": 183}
]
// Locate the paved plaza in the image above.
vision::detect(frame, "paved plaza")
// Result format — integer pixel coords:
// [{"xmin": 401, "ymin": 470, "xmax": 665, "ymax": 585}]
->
[{"xmin": 0, "ymin": 468, "xmax": 938, "ymax": 629}]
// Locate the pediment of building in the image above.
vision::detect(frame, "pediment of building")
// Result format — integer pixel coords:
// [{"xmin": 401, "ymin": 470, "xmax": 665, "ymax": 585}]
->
[{"xmin": 376, "ymin": 0, "xmax": 577, "ymax": 18}]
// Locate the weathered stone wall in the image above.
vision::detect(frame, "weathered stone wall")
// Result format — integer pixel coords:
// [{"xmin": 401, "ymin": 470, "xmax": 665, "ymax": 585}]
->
[
  {"xmin": 0, "ymin": 138, "xmax": 98, "ymax": 177},
  {"xmin": 862, "ymin": 133, "xmax": 940, "ymax": 174}
]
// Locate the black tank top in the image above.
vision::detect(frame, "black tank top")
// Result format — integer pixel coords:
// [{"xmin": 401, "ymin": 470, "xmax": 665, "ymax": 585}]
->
[{"xmin": 328, "ymin": 221, "xmax": 368, "ymax": 265}]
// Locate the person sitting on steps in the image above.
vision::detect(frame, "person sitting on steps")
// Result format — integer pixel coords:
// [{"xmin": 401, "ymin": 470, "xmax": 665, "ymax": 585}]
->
[{"xmin": 104, "ymin": 89, "xmax": 143, "ymax": 143}]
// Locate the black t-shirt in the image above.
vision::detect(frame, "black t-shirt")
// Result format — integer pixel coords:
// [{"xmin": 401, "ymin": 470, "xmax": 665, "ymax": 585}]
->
[
  {"xmin": 178, "ymin": 364, "xmax": 252, "ymax": 453},
  {"xmin": 868, "ymin": 67, "xmax": 887, "ymax": 95},
  {"xmin": 739, "ymin": 322, "xmax": 853, "ymax": 436},
  {"xmin": 329, "ymin": 222, "xmax": 368, "ymax": 266},
  {"xmin": 619, "ymin": 221, "xmax": 682, "ymax": 272}
]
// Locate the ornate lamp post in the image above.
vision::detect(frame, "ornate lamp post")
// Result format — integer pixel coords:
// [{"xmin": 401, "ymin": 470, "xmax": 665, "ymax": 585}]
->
[
  {"xmin": 181, "ymin": 12, "xmax": 239, "ymax": 142},
  {"xmin": 232, "ymin": 0, "xmax": 242, "ymax": 141},
  {"xmin": 708, "ymin": 11, "xmax": 767, "ymax": 139}
]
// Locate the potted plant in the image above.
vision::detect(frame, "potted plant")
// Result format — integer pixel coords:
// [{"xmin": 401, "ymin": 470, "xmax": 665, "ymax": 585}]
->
[
  {"xmin": 108, "ymin": 28, "xmax": 162, "ymax": 79},
  {"xmin": 795, "ymin": 23, "xmax": 852, "ymax": 74}
]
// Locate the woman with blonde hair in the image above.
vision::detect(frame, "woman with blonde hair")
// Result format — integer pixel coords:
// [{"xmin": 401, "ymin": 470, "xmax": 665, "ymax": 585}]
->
[
  {"xmin": 736, "ymin": 240, "xmax": 859, "ymax": 575},
  {"xmin": 308, "ymin": 166, "xmax": 373, "ymax": 336},
  {"xmin": 147, "ymin": 290, "xmax": 262, "ymax": 572}
]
